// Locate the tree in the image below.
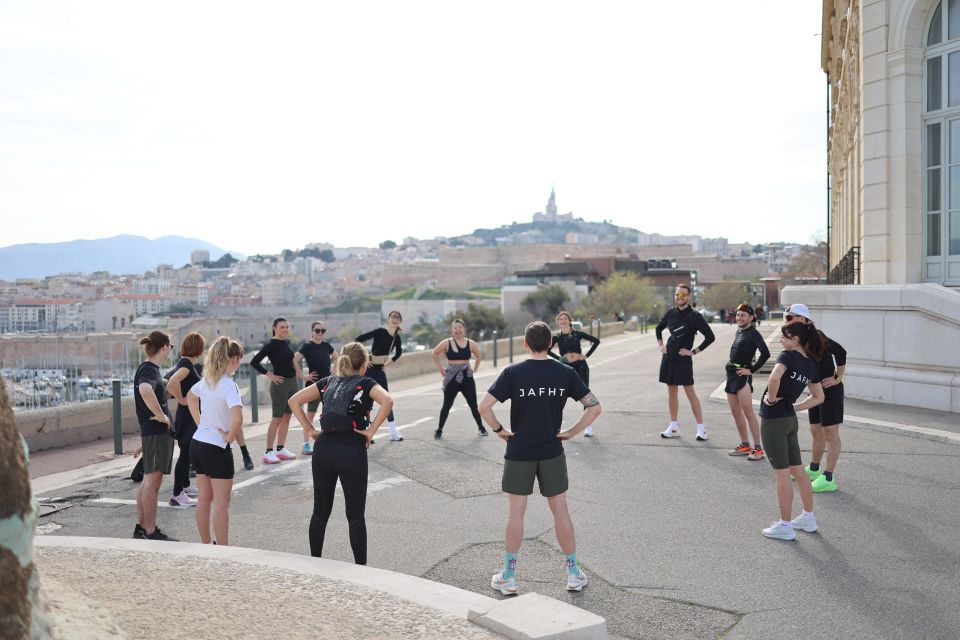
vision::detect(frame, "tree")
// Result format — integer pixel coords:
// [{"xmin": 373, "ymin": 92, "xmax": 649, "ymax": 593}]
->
[
  {"xmin": 579, "ymin": 272, "xmax": 660, "ymax": 320},
  {"xmin": 411, "ymin": 313, "xmax": 440, "ymax": 347},
  {"xmin": 783, "ymin": 240, "xmax": 828, "ymax": 282},
  {"xmin": 379, "ymin": 240, "xmax": 397, "ymax": 250},
  {"xmin": 337, "ymin": 324, "xmax": 359, "ymax": 345},
  {"xmin": 444, "ymin": 303, "xmax": 508, "ymax": 341},
  {"xmin": 702, "ymin": 282, "xmax": 751, "ymax": 313},
  {"xmin": 317, "ymin": 249, "xmax": 335, "ymax": 263},
  {"xmin": 520, "ymin": 285, "xmax": 570, "ymax": 320}
]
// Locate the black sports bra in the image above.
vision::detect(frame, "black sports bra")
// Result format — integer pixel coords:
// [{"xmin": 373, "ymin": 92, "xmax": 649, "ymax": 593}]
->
[{"xmin": 445, "ymin": 338, "xmax": 471, "ymax": 360}]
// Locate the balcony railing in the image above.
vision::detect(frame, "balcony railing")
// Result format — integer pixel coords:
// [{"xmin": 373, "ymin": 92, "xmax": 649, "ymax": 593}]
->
[{"xmin": 828, "ymin": 246, "xmax": 860, "ymax": 285}]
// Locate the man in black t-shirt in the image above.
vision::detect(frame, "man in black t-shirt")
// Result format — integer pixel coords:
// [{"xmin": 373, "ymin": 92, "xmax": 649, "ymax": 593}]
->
[{"xmin": 479, "ymin": 321, "xmax": 602, "ymax": 596}]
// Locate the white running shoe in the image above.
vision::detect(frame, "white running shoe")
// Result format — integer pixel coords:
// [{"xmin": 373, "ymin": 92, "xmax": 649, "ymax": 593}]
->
[
  {"xmin": 696, "ymin": 428, "xmax": 709, "ymax": 441},
  {"xmin": 790, "ymin": 513, "xmax": 818, "ymax": 533},
  {"xmin": 490, "ymin": 572, "xmax": 517, "ymax": 595},
  {"xmin": 566, "ymin": 569, "xmax": 589, "ymax": 592},
  {"xmin": 261, "ymin": 451, "xmax": 281, "ymax": 464},
  {"xmin": 660, "ymin": 427, "xmax": 680, "ymax": 438},
  {"xmin": 183, "ymin": 486, "xmax": 199, "ymax": 498},
  {"xmin": 762, "ymin": 521, "xmax": 797, "ymax": 541},
  {"xmin": 584, "ymin": 426, "xmax": 594, "ymax": 437},
  {"xmin": 169, "ymin": 491, "xmax": 197, "ymax": 507},
  {"xmin": 275, "ymin": 447, "xmax": 297, "ymax": 460}
]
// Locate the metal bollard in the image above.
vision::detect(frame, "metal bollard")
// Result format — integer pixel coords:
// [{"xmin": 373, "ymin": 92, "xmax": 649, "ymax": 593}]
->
[
  {"xmin": 597, "ymin": 319, "xmax": 602, "ymax": 339},
  {"xmin": 112, "ymin": 379, "xmax": 123, "ymax": 455},
  {"xmin": 250, "ymin": 367, "xmax": 259, "ymax": 423},
  {"xmin": 492, "ymin": 331, "xmax": 498, "ymax": 368},
  {"xmin": 508, "ymin": 334, "xmax": 514, "ymax": 363}
]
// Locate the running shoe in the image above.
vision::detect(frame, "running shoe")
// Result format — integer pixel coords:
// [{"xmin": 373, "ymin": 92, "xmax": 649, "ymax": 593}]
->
[
  {"xmin": 478, "ymin": 426, "xmax": 488, "ymax": 436},
  {"xmin": 790, "ymin": 513, "xmax": 818, "ymax": 533},
  {"xmin": 242, "ymin": 455, "xmax": 255, "ymax": 471},
  {"xmin": 805, "ymin": 464, "xmax": 823, "ymax": 481},
  {"xmin": 261, "ymin": 451, "xmax": 281, "ymax": 465},
  {"xmin": 275, "ymin": 447, "xmax": 297, "ymax": 460},
  {"xmin": 696, "ymin": 429, "xmax": 709, "ymax": 441},
  {"xmin": 390, "ymin": 435, "xmax": 404, "ymax": 442},
  {"xmin": 761, "ymin": 521, "xmax": 796, "ymax": 541},
  {"xmin": 566, "ymin": 569, "xmax": 589, "ymax": 592},
  {"xmin": 584, "ymin": 426, "xmax": 594, "ymax": 438},
  {"xmin": 189, "ymin": 466, "xmax": 197, "ymax": 478},
  {"xmin": 747, "ymin": 447, "xmax": 766, "ymax": 461},
  {"xmin": 729, "ymin": 444, "xmax": 752, "ymax": 456},
  {"xmin": 660, "ymin": 427, "xmax": 680, "ymax": 438},
  {"xmin": 169, "ymin": 491, "xmax": 197, "ymax": 508},
  {"xmin": 490, "ymin": 572, "xmax": 518, "ymax": 596},
  {"xmin": 184, "ymin": 486, "xmax": 199, "ymax": 498},
  {"xmin": 434, "ymin": 430, "xmax": 443, "ymax": 439},
  {"xmin": 302, "ymin": 442, "xmax": 313, "ymax": 456},
  {"xmin": 133, "ymin": 523, "xmax": 146, "ymax": 539},
  {"xmin": 145, "ymin": 526, "xmax": 178, "ymax": 542},
  {"xmin": 811, "ymin": 475, "xmax": 838, "ymax": 493}
]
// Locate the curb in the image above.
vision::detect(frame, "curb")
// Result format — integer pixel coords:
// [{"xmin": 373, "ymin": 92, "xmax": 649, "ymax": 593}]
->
[
  {"xmin": 707, "ymin": 382, "xmax": 960, "ymax": 446},
  {"xmin": 34, "ymin": 536, "xmax": 607, "ymax": 640}
]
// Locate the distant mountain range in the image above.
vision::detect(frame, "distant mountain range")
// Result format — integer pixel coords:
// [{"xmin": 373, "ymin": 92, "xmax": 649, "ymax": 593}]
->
[{"xmin": 0, "ymin": 235, "xmax": 243, "ymax": 280}]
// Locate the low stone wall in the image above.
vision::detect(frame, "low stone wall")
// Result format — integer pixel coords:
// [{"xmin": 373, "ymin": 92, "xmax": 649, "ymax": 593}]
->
[
  {"xmin": 782, "ymin": 284, "xmax": 960, "ymax": 412},
  {"xmin": 19, "ymin": 323, "xmax": 627, "ymax": 452}
]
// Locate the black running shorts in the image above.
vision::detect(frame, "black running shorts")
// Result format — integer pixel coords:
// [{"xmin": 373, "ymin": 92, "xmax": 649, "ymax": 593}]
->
[
  {"xmin": 809, "ymin": 384, "xmax": 843, "ymax": 426},
  {"xmin": 190, "ymin": 440, "xmax": 235, "ymax": 480},
  {"xmin": 659, "ymin": 357, "xmax": 694, "ymax": 386},
  {"xmin": 724, "ymin": 373, "xmax": 753, "ymax": 394}
]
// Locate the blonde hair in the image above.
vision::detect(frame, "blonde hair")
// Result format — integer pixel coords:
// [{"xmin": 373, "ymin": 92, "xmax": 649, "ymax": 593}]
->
[
  {"xmin": 336, "ymin": 342, "xmax": 368, "ymax": 377},
  {"xmin": 203, "ymin": 336, "xmax": 244, "ymax": 386}
]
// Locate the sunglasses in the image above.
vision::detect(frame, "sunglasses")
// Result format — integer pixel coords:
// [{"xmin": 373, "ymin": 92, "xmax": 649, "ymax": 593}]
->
[
  {"xmin": 313, "ymin": 328, "xmax": 326, "ymax": 334},
  {"xmin": 785, "ymin": 314, "xmax": 795, "ymax": 322}
]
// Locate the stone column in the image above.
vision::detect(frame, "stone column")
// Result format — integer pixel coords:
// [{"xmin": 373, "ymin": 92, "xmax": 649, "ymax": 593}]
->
[{"xmin": 0, "ymin": 377, "xmax": 49, "ymax": 639}]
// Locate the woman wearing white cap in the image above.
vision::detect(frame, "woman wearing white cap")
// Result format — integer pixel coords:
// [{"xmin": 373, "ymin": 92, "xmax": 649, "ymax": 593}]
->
[{"xmin": 784, "ymin": 304, "xmax": 847, "ymax": 493}]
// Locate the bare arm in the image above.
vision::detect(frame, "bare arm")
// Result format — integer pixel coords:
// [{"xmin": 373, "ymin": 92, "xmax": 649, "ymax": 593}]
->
[
  {"xmin": 167, "ymin": 367, "xmax": 190, "ymax": 407},
  {"xmin": 762, "ymin": 363, "xmax": 786, "ymax": 405},
  {"xmin": 138, "ymin": 383, "xmax": 170, "ymax": 425},
  {"xmin": 289, "ymin": 384, "xmax": 322, "ymax": 439},
  {"xmin": 479, "ymin": 392, "xmax": 512, "ymax": 441},
  {"xmin": 362, "ymin": 385, "xmax": 394, "ymax": 446},
  {"xmin": 558, "ymin": 392, "xmax": 602, "ymax": 440},
  {"xmin": 795, "ymin": 382, "xmax": 825, "ymax": 412},
  {"xmin": 470, "ymin": 340, "xmax": 482, "ymax": 372},
  {"xmin": 432, "ymin": 340, "xmax": 447, "ymax": 375},
  {"xmin": 225, "ymin": 405, "xmax": 244, "ymax": 444},
  {"xmin": 187, "ymin": 389, "xmax": 202, "ymax": 426}
]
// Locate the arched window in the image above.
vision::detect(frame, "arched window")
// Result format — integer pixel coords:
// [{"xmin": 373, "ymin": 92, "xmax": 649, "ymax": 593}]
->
[{"xmin": 924, "ymin": 0, "xmax": 960, "ymax": 284}]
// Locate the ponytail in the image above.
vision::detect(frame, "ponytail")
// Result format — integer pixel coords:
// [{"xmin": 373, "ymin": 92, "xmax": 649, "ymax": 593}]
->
[
  {"xmin": 781, "ymin": 322, "xmax": 825, "ymax": 362},
  {"xmin": 203, "ymin": 336, "xmax": 244, "ymax": 386},
  {"xmin": 139, "ymin": 330, "xmax": 170, "ymax": 357}
]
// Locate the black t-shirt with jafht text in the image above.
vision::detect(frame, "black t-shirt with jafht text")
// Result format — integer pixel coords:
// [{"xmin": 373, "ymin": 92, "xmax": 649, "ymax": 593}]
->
[
  {"xmin": 759, "ymin": 350, "xmax": 820, "ymax": 419},
  {"xmin": 134, "ymin": 361, "xmax": 171, "ymax": 437},
  {"xmin": 487, "ymin": 358, "xmax": 590, "ymax": 462}
]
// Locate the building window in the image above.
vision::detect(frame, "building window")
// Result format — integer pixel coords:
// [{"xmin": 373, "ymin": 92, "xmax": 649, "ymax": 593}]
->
[{"xmin": 924, "ymin": 0, "xmax": 960, "ymax": 283}]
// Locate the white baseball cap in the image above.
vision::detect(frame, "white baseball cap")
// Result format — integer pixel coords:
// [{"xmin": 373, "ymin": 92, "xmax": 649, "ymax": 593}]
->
[{"xmin": 786, "ymin": 303, "xmax": 811, "ymax": 320}]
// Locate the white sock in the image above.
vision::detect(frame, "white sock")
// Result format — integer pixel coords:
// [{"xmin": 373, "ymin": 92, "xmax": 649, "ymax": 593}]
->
[
  {"xmin": 779, "ymin": 519, "xmax": 793, "ymax": 527},
  {"xmin": 669, "ymin": 421, "xmax": 678, "ymax": 430},
  {"xmin": 696, "ymin": 423, "xmax": 706, "ymax": 432},
  {"xmin": 803, "ymin": 511, "xmax": 814, "ymax": 518},
  {"xmin": 388, "ymin": 420, "xmax": 400, "ymax": 438}
]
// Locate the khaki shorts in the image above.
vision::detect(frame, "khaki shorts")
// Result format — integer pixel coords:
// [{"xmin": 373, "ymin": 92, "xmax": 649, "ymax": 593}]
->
[
  {"xmin": 270, "ymin": 377, "xmax": 300, "ymax": 418},
  {"xmin": 141, "ymin": 433, "xmax": 174, "ymax": 475},
  {"xmin": 502, "ymin": 453, "xmax": 569, "ymax": 497}
]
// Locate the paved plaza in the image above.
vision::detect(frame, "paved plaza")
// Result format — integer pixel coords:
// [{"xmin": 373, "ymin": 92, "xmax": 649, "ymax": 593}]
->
[{"xmin": 30, "ymin": 327, "xmax": 960, "ymax": 639}]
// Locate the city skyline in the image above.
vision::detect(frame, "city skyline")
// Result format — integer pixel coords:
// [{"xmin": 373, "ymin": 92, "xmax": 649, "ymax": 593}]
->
[{"xmin": 2, "ymin": 2, "xmax": 825, "ymax": 255}]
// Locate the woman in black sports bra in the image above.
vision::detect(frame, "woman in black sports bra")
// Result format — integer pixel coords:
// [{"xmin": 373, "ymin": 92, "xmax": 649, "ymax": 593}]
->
[
  {"xmin": 430, "ymin": 319, "xmax": 486, "ymax": 439},
  {"xmin": 355, "ymin": 310, "xmax": 403, "ymax": 441},
  {"xmin": 548, "ymin": 311, "xmax": 600, "ymax": 436}
]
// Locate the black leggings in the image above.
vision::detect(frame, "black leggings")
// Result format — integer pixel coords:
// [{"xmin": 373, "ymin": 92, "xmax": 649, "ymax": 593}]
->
[
  {"xmin": 438, "ymin": 375, "xmax": 483, "ymax": 432},
  {"xmin": 172, "ymin": 425, "xmax": 196, "ymax": 495},
  {"xmin": 309, "ymin": 442, "xmax": 368, "ymax": 564},
  {"xmin": 366, "ymin": 365, "xmax": 395, "ymax": 422},
  {"xmin": 569, "ymin": 360, "xmax": 590, "ymax": 387}
]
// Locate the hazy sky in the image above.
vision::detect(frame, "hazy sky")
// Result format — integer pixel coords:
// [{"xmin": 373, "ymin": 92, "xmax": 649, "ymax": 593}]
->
[{"xmin": 1, "ymin": 2, "xmax": 826, "ymax": 256}]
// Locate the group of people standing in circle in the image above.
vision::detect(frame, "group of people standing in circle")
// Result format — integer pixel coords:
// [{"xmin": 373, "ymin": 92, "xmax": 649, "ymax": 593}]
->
[{"xmin": 653, "ymin": 284, "xmax": 847, "ymax": 541}]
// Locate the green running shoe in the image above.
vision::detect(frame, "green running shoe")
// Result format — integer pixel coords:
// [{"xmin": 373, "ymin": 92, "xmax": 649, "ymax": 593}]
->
[
  {"xmin": 811, "ymin": 475, "xmax": 837, "ymax": 493},
  {"xmin": 805, "ymin": 464, "xmax": 823, "ymax": 481}
]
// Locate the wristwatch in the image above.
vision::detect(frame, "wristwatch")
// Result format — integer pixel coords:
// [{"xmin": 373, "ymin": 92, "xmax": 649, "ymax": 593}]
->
[{"xmin": 493, "ymin": 425, "xmax": 504, "ymax": 433}]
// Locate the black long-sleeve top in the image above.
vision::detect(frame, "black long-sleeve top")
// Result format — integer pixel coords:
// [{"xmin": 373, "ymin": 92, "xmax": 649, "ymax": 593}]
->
[
  {"xmin": 548, "ymin": 330, "xmax": 600, "ymax": 361},
  {"xmin": 355, "ymin": 327, "xmax": 402, "ymax": 361},
  {"xmin": 655, "ymin": 306, "xmax": 715, "ymax": 360},
  {"xmin": 250, "ymin": 338, "xmax": 297, "ymax": 377},
  {"xmin": 817, "ymin": 330, "xmax": 847, "ymax": 380},
  {"xmin": 728, "ymin": 326, "xmax": 770, "ymax": 373}
]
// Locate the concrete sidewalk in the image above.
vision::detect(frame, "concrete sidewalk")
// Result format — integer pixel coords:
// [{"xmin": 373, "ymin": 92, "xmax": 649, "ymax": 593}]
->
[{"xmin": 34, "ymin": 537, "xmax": 605, "ymax": 640}]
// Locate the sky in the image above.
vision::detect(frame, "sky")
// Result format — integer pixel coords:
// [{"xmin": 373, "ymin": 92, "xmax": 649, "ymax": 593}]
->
[{"xmin": 0, "ymin": 2, "xmax": 827, "ymax": 256}]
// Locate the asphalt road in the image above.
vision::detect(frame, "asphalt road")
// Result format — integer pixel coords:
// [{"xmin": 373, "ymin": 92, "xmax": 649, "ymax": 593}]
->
[{"xmin": 35, "ymin": 327, "xmax": 960, "ymax": 640}]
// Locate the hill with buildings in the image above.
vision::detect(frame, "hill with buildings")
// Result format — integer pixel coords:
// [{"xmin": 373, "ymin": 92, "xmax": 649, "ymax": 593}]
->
[{"xmin": 0, "ymin": 235, "xmax": 241, "ymax": 280}]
